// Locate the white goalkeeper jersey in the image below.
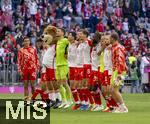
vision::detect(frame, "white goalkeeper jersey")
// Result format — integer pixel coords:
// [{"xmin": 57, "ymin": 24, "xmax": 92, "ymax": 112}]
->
[
  {"xmin": 68, "ymin": 43, "xmax": 78, "ymax": 67},
  {"xmin": 104, "ymin": 44, "xmax": 112, "ymax": 75},
  {"xmin": 42, "ymin": 44, "xmax": 56, "ymax": 69}
]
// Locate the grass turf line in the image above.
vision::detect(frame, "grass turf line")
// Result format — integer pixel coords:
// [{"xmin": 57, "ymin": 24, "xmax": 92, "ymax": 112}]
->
[{"xmin": 0, "ymin": 93, "xmax": 150, "ymax": 124}]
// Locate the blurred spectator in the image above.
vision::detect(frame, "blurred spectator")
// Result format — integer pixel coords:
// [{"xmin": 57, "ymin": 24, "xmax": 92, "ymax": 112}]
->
[
  {"xmin": 82, "ymin": 2, "xmax": 91, "ymax": 28},
  {"xmin": 0, "ymin": 0, "xmax": 149, "ymax": 86},
  {"xmin": 89, "ymin": 11, "xmax": 99, "ymax": 33},
  {"xmin": 124, "ymin": 33, "xmax": 132, "ymax": 52},
  {"xmin": 128, "ymin": 52, "xmax": 137, "ymax": 65},
  {"xmin": 35, "ymin": 9, "xmax": 42, "ymax": 26},
  {"xmin": 0, "ymin": 43, "xmax": 4, "ymax": 64},
  {"xmin": 129, "ymin": 62, "xmax": 140, "ymax": 93},
  {"xmin": 146, "ymin": 0, "xmax": 150, "ymax": 18},
  {"xmin": 122, "ymin": 18, "xmax": 129, "ymax": 32},
  {"xmin": 1, "ymin": 0, "xmax": 12, "ymax": 12},
  {"xmin": 27, "ymin": 0, "xmax": 38, "ymax": 20},
  {"xmin": 96, "ymin": 18, "xmax": 105, "ymax": 32},
  {"xmin": 115, "ymin": 5, "xmax": 122, "ymax": 17},
  {"xmin": 55, "ymin": 2, "xmax": 63, "ymax": 19},
  {"xmin": 63, "ymin": 2, "xmax": 73, "ymax": 29},
  {"xmin": 2, "ymin": 11, "xmax": 13, "ymax": 29},
  {"xmin": 140, "ymin": 52, "xmax": 150, "ymax": 87},
  {"xmin": 76, "ymin": 0, "xmax": 82, "ymax": 16}
]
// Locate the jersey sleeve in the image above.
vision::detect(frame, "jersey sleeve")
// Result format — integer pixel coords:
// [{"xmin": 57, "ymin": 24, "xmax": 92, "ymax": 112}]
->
[
  {"xmin": 113, "ymin": 47, "xmax": 126, "ymax": 74},
  {"xmin": 65, "ymin": 38, "xmax": 69, "ymax": 45},
  {"xmin": 34, "ymin": 48, "xmax": 40, "ymax": 70},
  {"xmin": 64, "ymin": 38, "xmax": 69, "ymax": 54},
  {"xmin": 88, "ymin": 40, "xmax": 92, "ymax": 47},
  {"xmin": 17, "ymin": 49, "xmax": 22, "ymax": 74}
]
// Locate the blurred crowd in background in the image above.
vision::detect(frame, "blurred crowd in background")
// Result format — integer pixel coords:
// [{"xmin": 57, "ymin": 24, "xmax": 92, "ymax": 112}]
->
[{"xmin": 0, "ymin": 0, "xmax": 150, "ymax": 92}]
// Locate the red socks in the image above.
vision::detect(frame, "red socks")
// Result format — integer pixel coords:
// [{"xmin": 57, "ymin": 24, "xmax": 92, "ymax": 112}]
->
[
  {"xmin": 107, "ymin": 97, "xmax": 118, "ymax": 107},
  {"xmin": 93, "ymin": 92, "xmax": 102, "ymax": 105},
  {"xmin": 32, "ymin": 89, "xmax": 49, "ymax": 102},
  {"xmin": 32, "ymin": 89, "xmax": 44, "ymax": 100},
  {"xmin": 101, "ymin": 92, "xmax": 118, "ymax": 107},
  {"xmin": 71, "ymin": 89, "xmax": 79, "ymax": 103},
  {"xmin": 77, "ymin": 89, "xmax": 84, "ymax": 103},
  {"xmin": 101, "ymin": 92, "xmax": 111, "ymax": 107},
  {"xmin": 84, "ymin": 88, "xmax": 94, "ymax": 105}
]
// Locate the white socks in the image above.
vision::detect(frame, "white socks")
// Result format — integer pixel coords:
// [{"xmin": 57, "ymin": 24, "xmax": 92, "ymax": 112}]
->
[
  {"xmin": 55, "ymin": 92, "xmax": 62, "ymax": 101},
  {"xmin": 49, "ymin": 93, "xmax": 56, "ymax": 101}
]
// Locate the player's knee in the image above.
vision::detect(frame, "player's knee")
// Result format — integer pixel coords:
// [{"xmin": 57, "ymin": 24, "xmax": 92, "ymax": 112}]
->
[
  {"xmin": 24, "ymin": 83, "xmax": 28, "ymax": 89},
  {"xmin": 63, "ymin": 83, "xmax": 69, "ymax": 89},
  {"xmin": 102, "ymin": 86, "xmax": 107, "ymax": 94},
  {"xmin": 89, "ymin": 85, "xmax": 97, "ymax": 92},
  {"xmin": 41, "ymin": 85, "xmax": 46, "ymax": 91}
]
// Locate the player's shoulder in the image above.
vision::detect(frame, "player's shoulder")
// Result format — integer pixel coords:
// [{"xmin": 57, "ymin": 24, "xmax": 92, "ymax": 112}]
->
[
  {"xmin": 63, "ymin": 38, "xmax": 69, "ymax": 42},
  {"xmin": 19, "ymin": 47, "xmax": 25, "ymax": 52},
  {"xmin": 60, "ymin": 38, "xmax": 69, "ymax": 44},
  {"xmin": 30, "ymin": 46, "xmax": 37, "ymax": 51},
  {"xmin": 19, "ymin": 47, "xmax": 24, "ymax": 51},
  {"xmin": 87, "ymin": 39, "xmax": 92, "ymax": 46}
]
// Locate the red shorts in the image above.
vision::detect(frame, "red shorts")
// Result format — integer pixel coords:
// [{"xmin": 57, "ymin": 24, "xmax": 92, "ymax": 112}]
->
[
  {"xmin": 99, "ymin": 71, "xmax": 105, "ymax": 86},
  {"xmin": 99, "ymin": 70, "xmax": 111, "ymax": 86},
  {"xmin": 69, "ymin": 67, "xmax": 76, "ymax": 80},
  {"xmin": 41, "ymin": 68, "xmax": 55, "ymax": 82},
  {"xmin": 83, "ymin": 64, "xmax": 91, "ymax": 79},
  {"xmin": 22, "ymin": 69, "xmax": 37, "ymax": 81},
  {"xmin": 89, "ymin": 70, "xmax": 99, "ymax": 86},
  {"xmin": 74, "ymin": 67, "xmax": 84, "ymax": 81}
]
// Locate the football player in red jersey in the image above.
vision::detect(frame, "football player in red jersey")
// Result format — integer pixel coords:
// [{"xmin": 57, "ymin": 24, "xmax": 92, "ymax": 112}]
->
[{"xmin": 18, "ymin": 37, "xmax": 39, "ymax": 103}]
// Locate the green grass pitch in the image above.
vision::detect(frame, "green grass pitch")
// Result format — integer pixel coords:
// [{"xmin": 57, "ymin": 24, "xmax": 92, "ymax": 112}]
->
[{"xmin": 0, "ymin": 93, "xmax": 150, "ymax": 124}]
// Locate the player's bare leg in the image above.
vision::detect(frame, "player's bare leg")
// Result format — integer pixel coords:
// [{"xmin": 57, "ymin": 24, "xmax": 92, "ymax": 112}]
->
[
  {"xmin": 79, "ymin": 79, "xmax": 90, "ymax": 110},
  {"xmin": 56, "ymin": 78, "xmax": 72, "ymax": 109},
  {"xmin": 111, "ymin": 86, "xmax": 124, "ymax": 104},
  {"xmin": 90, "ymin": 85, "xmax": 103, "ymax": 112},
  {"xmin": 24, "ymin": 81, "xmax": 29, "ymax": 101},
  {"xmin": 47, "ymin": 81, "xmax": 56, "ymax": 107},
  {"xmin": 41, "ymin": 81, "xmax": 47, "ymax": 91},
  {"xmin": 53, "ymin": 81, "xmax": 62, "ymax": 109},
  {"xmin": 111, "ymin": 85, "xmax": 128, "ymax": 113},
  {"xmin": 71, "ymin": 80, "xmax": 81, "ymax": 110},
  {"xmin": 77, "ymin": 80, "xmax": 85, "ymax": 107},
  {"xmin": 30, "ymin": 80, "xmax": 35, "ymax": 95},
  {"xmin": 61, "ymin": 79, "xmax": 72, "ymax": 108}
]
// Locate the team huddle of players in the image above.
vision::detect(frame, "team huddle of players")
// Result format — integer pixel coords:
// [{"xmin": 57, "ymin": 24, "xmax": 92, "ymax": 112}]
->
[{"xmin": 18, "ymin": 27, "xmax": 128, "ymax": 113}]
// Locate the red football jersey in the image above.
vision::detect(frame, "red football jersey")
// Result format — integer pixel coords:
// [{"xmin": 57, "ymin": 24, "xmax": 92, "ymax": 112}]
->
[
  {"xmin": 112, "ymin": 42, "xmax": 127, "ymax": 74},
  {"xmin": 18, "ymin": 46, "xmax": 39, "ymax": 74}
]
